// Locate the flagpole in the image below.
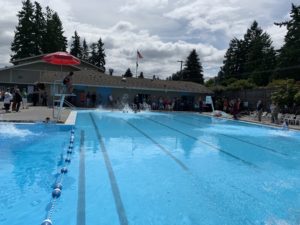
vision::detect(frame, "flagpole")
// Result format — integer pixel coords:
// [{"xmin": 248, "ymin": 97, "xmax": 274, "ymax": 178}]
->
[{"xmin": 136, "ymin": 50, "xmax": 138, "ymax": 78}]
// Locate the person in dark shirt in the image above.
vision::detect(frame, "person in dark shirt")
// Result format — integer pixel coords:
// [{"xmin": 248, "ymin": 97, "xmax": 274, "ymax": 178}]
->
[
  {"xmin": 257, "ymin": 100, "xmax": 263, "ymax": 122},
  {"xmin": 63, "ymin": 71, "xmax": 74, "ymax": 93},
  {"xmin": 91, "ymin": 93, "xmax": 97, "ymax": 107},
  {"xmin": 15, "ymin": 89, "xmax": 23, "ymax": 112}
]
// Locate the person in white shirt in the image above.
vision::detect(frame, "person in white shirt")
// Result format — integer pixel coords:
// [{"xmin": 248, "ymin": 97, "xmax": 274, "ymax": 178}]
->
[{"xmin": 4, "ymin": 88, "xmax": 12, "ymax": 113}]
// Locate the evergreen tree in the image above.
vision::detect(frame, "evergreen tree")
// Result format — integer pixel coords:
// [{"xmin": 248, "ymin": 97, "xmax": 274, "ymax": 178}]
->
[
  {"xmin": 182, "ymin": 49, "xmax": 204, "ymax": 84},
  {"xmin": 70, "ymin": 31, "xmax": 82, "ymax": 58},
  {"xmin": 169, "ymin": 71, "xmax": 182, "ymax": 81},
  {"xmin": 42, "ymin": 7, "xmax": 67, "ymax": 53},
  {"xmin": 138, "ymin": 72, "xmax": 144, "ymax": 78},
  {"xmin": 109, "ymin": 68, "xmax": 114, "ymax": 76},
  {"xmin": 243, "ymin": 21, "xmax": 276, "ymax": 86},
  {"xmin": 124, "ymin": 68, "xmax": 133, "ymax": 77},
  {"xmin": 275, "ymin": 4, "xmax": 300, "ymax": 81},
  {"xmin": 88, "ymin": 38, "xmax": 106, "ymax": 70},
  {"xmin": 11, "ymin": 0, "xmax": 36, "ymax": 61},
  {"xmin": 219, "ymin": 21, "xmax": 276, "ymax": 86},
  {"xmin": 89, "ymin": 43, "xmax": 97, "ymax": 65},
  {"xmin": 32, "ymin": 1, "xmax": 46, "ymax": 55},
  {"xmin": 81, "ymin": 38, "xmax": 89, "ymax": 61},
  {"xmin": 219, "ymin": 38, "xmax": 246, "ymax": 81},
  {"xmin": 96, "ymin": 38, "xmax": 106, "ymax": 70}
]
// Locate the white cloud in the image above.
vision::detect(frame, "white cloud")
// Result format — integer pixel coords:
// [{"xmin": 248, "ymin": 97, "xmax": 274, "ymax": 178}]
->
[
  {"xmin": 165, "ymin": 0, "xmax": 291, "ymax": 41},
  {"xmin": 120, "ymin": 0, "xmax": 168, "ymax": 12},
  {"xmin": 265, "ymin": 24, "xmax": 286, "ymax": 49},
  {"xmin": 68, "ymin": 20, "xmax": 225, "ymax": 78},
  {"xmin": 0, "ymin": 0, "xmax": 295, "ymax": 79}
]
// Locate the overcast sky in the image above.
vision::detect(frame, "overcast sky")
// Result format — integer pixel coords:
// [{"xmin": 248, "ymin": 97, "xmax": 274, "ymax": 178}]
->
[{"xmin": 0, "ymin": 0, "xmax": 297, "ymax": 79}]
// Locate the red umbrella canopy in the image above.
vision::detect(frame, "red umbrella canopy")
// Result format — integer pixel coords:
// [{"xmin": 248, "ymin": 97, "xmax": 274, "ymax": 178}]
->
[{"xmin": 42, "ymin": 52, "xmax": 81, "ymax": 65}]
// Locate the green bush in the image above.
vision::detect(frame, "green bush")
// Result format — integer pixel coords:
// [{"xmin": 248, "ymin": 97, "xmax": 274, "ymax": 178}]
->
[
  {"xmin": 210, "ymin": 85, "xmax": 226, "ymax": 94},
  {"xmin": 226, "ymin": 79, "xmax": 256, "ymax": 91},
  {"xmin": 220, "ymin": 77, "xmax": 237, "ymax": 86},
  {"xmin": 294, "ymin": 91, "xmax": 300, "ymax": 105},
  {"xmin": 205, "ymin": 78, "xmax": 216, "ymax": 87},
  {"xmin": 270, "ymin": 79, "xmax": 300, "ymax": 107}
]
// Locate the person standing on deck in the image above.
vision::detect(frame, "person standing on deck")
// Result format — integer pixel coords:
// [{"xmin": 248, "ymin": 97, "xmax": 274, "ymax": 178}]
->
[
  {"xmin": 21, "ymin": 88, "xmax": 28, "ymax": 109},
  {"xmin": 3, "ymin": 88, "xmax": 12, "ymax": 113},
  {"xmin": 14, "ymin": 89, "xmax": 22, "ymax": 112},
  {"xmin": 257, "ymin": 100, "xmax": 263, "ymax": 122}
]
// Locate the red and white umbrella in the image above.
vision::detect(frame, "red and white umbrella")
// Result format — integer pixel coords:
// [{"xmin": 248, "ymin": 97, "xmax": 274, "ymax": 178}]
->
[{"xmin": 42, "ymin": 52, "xmax": 80, "ymax": 65}]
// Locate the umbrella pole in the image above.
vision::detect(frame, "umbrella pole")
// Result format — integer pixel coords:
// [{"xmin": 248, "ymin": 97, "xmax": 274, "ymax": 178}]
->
[{"xmin": 61, "ymin": 64, "xmax": 63, "ymax": 94}]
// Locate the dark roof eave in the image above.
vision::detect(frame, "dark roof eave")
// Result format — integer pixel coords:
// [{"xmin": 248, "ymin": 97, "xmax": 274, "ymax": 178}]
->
[{"xmin": 41, "ymin": 81, "xmax": 212, "ymax": 93}]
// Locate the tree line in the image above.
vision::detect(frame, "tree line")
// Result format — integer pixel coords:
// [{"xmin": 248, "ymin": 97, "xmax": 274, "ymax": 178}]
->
[
  {"xmin": 10, "ymin": 0, "xmax": 204, "ymax": 82},
  {"xmin": 169, "ymin": 3, "xmax": 300, "ymax": 87},
  {"xmin": 10, "ymin": 0, "xmax": 106, "ymax": 71},
  {"xmin": 10, "ymin": 1, "xmax": 299, "ymax": 86},
  {"xmin": 213, "ymin": 3, "xmax": 300, "ymax": 88}
]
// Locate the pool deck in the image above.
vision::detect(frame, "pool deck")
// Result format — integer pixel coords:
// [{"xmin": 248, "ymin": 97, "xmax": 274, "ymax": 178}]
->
[
  {"xmin": 0, "ymin": 102, "xmax": 299, "ymax": 130},
  {"xmin": 202, "ymin": 112, "xmax": 300, "ymax": 131},
  {"xmin": 0, "ymin": 102, "xmax": 72, "ymax": 124}
]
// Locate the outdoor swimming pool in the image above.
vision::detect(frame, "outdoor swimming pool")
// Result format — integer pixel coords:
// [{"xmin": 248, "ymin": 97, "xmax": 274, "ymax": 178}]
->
[{"xmin": 1, "ymin": 111, "xmax": 300, "ymax": 225}]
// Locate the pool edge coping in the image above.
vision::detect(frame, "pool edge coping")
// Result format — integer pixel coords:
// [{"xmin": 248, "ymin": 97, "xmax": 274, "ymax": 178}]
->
[
  {"xmin": 198, "ymin": 112, "xmax": 300, "ymax": 131},
  {"xmin": 65, "ymin": 111, "xmax": 77, "ymax": 125}
]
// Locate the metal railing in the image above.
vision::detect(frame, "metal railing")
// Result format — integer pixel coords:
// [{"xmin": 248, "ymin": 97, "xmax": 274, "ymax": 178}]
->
[{"xmin": 51, "ymin": 80, "xmax": 76, "ymax": 121}]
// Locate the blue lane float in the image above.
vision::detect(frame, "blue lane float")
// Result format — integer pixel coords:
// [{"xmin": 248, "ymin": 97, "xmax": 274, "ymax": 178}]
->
[
  {"xmin": 52, "ymin": 188, "xmax": 61, "ymax": 198},
  {"xmin": 41, "ymin": 127, "xmax": 75, "ymax": 225},
  {"xmin": 41, "ymin": 218, "xmax": 52, "ymax": 225},
  {"xmin": 65, "ymin": 158, "xmax": 71, "ymax": 163},
  {"xmin": 53, "ymin": 182, "xmax": 63, "ymax": 190},
  {"xmin": 61, "ymin": 167, "xmax": 68, "ymax": 174}
]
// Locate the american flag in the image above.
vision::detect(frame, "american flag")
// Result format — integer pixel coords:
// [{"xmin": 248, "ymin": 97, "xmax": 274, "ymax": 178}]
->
[{"xmin": 137, "ymin": 50, "xmax": 143, "ymax": 59}]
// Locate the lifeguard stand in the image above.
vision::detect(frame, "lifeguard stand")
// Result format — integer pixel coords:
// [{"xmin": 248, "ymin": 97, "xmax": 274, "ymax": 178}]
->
[{"xmin": 52, "ymin": 80, "xmax": 76, "ymax": 121}]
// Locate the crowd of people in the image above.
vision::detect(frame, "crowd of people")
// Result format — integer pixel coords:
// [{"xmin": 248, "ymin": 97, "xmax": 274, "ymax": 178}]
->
[
  {"xmin": 105, "ymin": 95, "xmax": 206, "ymax": 112},
  {"xmin": 213, "ymin": 96, "xmax": 299, "ymax": 130},
  {"xmin": 78, "ymin": 91, "xmax": 98, "ymax": 107},
  {"xmin": 0, "ymin": 86, "xmax": 28, "ymax": 113},
  {"xmin": 214, "ymin": 97, "xmax": 242, "ymax": 120},
  {"xmin": 1, "ymin": 85, "xmax": 47, "ymax": 111}
]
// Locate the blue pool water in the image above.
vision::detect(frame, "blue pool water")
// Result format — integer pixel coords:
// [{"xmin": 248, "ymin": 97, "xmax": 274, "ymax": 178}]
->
[{"xmin": 1, "ymin": 111, "xmax": 300, "ymax": 225}]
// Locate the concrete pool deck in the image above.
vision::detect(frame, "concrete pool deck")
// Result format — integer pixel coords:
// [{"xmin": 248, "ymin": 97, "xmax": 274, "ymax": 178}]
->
[
  {"xmin": 0, "ymin": 102, "xmax": 72, "ymax": 124},
  {"xmin": 202, "ymin": 112, "xmax": 300, "ymax": 131}
]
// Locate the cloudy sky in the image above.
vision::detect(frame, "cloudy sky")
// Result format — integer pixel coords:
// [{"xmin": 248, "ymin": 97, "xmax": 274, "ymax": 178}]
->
[{"xmin": 0, "ymin": 0, "xmax": 297, "ymax": 79}]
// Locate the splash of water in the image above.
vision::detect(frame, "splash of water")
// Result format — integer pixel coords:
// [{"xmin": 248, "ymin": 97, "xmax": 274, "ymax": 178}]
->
[
  {"xmin": 0, "ymin": 123, "xmax": 35, "ymax": 138},
  {"xmin": 122, "ymin": 103, "xmax": 134, "ymax": 113},
  {"xmin": 268, "ymin": 129, "xmax": 294, "ymax": 138}
]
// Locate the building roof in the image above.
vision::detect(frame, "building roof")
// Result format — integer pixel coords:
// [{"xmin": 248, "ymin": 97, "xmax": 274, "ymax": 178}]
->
[
  {"xmin": 10, "ymin": 53, "xmax": 105, "ymax": 72},
  {"xmin": 2, "ymin": 54, "xmax": 212, "ymax": 94},
  {"xmin": 40, "ymin": 70, "xmax": 212, "ymax": 94},
  {"xmin": 0, "ymin": 60, "xmax": 81, "ymax": 72}
]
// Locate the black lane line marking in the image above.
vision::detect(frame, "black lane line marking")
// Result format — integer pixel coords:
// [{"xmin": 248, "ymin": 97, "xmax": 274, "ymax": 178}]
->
[
  {"xmin": 89, "ymin": 113, "xmax": 129, "ymax": 225},
  {"xmin": 183, "ymin": 115, "xmax": 288, "ymax": 157},
  {"xmin": 124, "ymin": 115, "xmax": 269, "ymax": 217},
  {"xmin": 77, "ymin": 130, "xmax": 86, "ymax": 225},
  {"xmin": 121, "ymin": 118, "xmax": 189, "ymax": 171},
  {"xmin": 143, "ymin": 116, "xmax": 258, "ymax": 168}
]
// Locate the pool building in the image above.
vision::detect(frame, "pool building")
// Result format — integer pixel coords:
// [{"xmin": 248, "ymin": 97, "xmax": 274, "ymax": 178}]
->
[{"xmin": 0, "ymin": 54, "xmax": 212, "ymax": 109}]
